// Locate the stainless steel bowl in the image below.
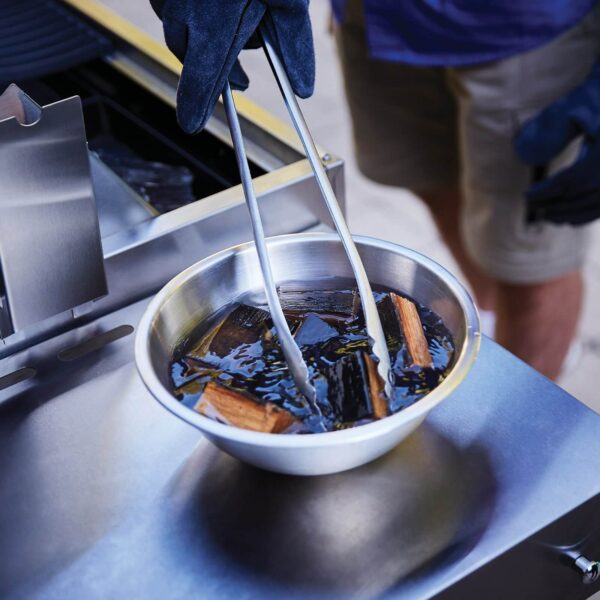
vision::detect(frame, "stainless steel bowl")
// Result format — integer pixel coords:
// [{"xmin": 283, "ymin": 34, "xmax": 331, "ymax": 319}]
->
[{"xmin": 135, "ymin": 233, "xmax": 480, "ymax": 475}]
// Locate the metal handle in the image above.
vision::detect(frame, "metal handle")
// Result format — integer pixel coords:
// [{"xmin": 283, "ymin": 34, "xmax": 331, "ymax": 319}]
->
[
  {"xmin": 259, "ymin": 22, "xmax": 393, "ymax": 398},
  {"xmin": 574, "ymin": 555, "xmax": 600, "ymax": 585},
  {"xmin": 222, "ymin": 82, "xmax": 325, "ymax": 428}
]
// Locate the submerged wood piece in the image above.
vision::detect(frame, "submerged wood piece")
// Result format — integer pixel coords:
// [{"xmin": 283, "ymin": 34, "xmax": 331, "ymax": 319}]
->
[
  {"xmin": 279, "ymin": 288, "xmax": 357, "ymax": 323},
  {"xmin": 188, "ymin": 316, "xmax": 227, "ymax": 358},
  {"xmin": 391, "ymin": 293, "xmax": 433, "ymax": 368},
  {"xmin": 351, "ymin": 289, "xmax": 361, "ymax": 319},
  {"xmin": 323, "ymin": 350, "xmax": 374, "ymax": 423},
  {"xmin": 363, "ymin": 353, "xmax": 388, "ymax": 419},
  {"xmin": 205, "ymin": 304, "xmax": 271, "ymax": 357},
  {"xmin": 376, "ymin": 294, "xmax": 404, "ymax": 351},
  {"xmin": 171, "ymin": 356, "xmax": 216, "ymax": 389},
  {"xmin": 195, "ymin": 381, "xmax": 297, "ymax": 433}
]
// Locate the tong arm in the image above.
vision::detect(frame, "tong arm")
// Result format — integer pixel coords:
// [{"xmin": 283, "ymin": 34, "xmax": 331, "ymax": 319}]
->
[
  {"xmin": 222, "ymin": 82, "xmax": 325, "ymax": 427},
  {"xmin": 259, "ymin": 22, "xmax": 394, "ymax": 398}
]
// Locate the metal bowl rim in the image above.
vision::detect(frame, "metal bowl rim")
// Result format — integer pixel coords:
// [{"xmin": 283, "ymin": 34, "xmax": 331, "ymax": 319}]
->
[{"xmin": 134, "ymin": 233, "xmax": 481, "ymax": 448}]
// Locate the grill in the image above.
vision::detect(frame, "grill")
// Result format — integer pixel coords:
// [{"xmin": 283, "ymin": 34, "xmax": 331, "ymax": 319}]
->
[{"xmin": 0, "ymin": 2, "xmax": 598, "ymax": 598}]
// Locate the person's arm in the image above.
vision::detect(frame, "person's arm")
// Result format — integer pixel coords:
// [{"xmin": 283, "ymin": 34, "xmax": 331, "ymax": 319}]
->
[
  {"xmin": 514, "ymin": 60, "xmax": 600, "ymax": 226},
  {"xmin": 150, "ymin": 0, "xmax": 315, "ymax": 134}
]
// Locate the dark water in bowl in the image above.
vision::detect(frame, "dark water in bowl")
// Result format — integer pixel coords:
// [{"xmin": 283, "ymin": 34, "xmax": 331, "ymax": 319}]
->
[{"xmin": 169, "ymin": 283, "xmax": 454, "ymax": 433}]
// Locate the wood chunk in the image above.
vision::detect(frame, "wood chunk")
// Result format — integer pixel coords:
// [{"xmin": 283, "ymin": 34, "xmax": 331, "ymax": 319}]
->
[
  {"xmin": 376, "ymin": 294, "xmax": 404, "ymax": 352},
  {"xmin": 363, "ymin": 353, "xmax": 388, "ymax": 419},
  {"xmin": 323, "ymin": 351, "xmax": 374, "ymax": 423},
  {"xmin": 390, "ymin": 293, "xmax": 433, "ymax": 368},
  {"xmin": 206, "ymin": 304, "xmax": 271, "ymax": 357},
  {"xmin": 279, "ymin": 288, "xmax": 357, "ymax": 324},
  {"xmin": 195, "ymin": 381, "xmax": 298, "ymax": 433},
  {"xmin": 171, "ymin": 355, "xmax": 218, "ymax": 389},
  {"xmin": 188, "ymin": 316, "xmax": 226, "ymax": 358},
  {"xmin": 181, "ymin": 356, "xmax": 217, "ymax": 376},
  {"xmin": 351, "ymin": 289, "xmax": 361, "ymax": 319}
]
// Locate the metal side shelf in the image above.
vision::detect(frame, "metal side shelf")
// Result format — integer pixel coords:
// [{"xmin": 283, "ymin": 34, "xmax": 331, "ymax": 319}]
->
[{"xmin": 0, "ymin": 297, "xmax": 599, "ymax": 599}]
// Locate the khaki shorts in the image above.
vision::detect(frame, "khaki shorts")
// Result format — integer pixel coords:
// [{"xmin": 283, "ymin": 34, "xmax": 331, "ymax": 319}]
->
[{"xmin": 336, "ymin": 1, "xmax": 600, "ymax": 283}]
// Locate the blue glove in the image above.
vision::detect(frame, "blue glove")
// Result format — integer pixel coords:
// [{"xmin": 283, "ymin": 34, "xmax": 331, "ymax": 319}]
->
[
  {"xmin": 514, "ymin": 61, "xmax": 600, "ymax": 226},
  {"xmin": 150, "ymin": 0, "xmax": 314, "ymax": 134}
]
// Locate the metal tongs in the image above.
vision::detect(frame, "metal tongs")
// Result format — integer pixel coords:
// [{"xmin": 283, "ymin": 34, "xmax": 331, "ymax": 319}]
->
[{"xmin": 221, "ymin": 23, "xmax": 393, "ymax": 417}]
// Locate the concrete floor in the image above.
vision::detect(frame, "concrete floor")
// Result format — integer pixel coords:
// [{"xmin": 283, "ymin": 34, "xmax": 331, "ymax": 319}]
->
[{"xmin": 99, "ymin": 1, "xmax": 600, "ymax": 417}]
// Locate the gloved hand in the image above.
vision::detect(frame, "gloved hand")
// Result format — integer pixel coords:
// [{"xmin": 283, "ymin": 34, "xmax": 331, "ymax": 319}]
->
[
  {"xmin": 150, "ymin": 0, "xmax": 314, "ymax": 134},
  {"xmin": 514, "ymin": 61, "xmax": 600, "ymax": 226}
]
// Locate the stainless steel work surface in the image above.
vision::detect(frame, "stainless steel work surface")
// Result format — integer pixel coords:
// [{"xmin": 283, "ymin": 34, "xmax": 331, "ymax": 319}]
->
[{"xmin": 1, "ymin": 298, "xmax": 599, "ymax": 599}]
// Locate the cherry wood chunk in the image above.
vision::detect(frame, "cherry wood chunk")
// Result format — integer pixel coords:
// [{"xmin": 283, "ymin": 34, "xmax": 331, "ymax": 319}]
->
[
  {"xmin": 351, "ymin": 289, "xmax": 362, "ymax": 321},
  {"xmin": 376, "ymin": 294, "xmax": 403, "ymax": 349},
  {"xmin": 363, "ymin": 353, "xmax": 388, "ymax": 419},
  {"xmin": 207, "ymin": 305, "xmax": 271, "ymax": 357},
  {"xmin": 188, "ymin": 316, "xmax": 226, "ymax": 358},
  {"xmin": 390, "ymin": 293, "xmax": 433, "ymax": 368},
  {"xmin": 323, "ymin": 351, "xmax": 372, "ymax": 422},
  {"xmin": 322, "ymin": 350, "xmax": 389, "ymax": 422},
  {"xmin": 280, "ymin": 288, "xmax": 357, "ymax": 324},
  {"xmin": 195, "ymin": 381, "xmax": 297, "ymax": 433}
]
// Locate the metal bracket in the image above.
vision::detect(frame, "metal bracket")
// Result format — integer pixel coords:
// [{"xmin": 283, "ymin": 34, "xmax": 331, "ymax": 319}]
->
[{"xmin": 0, "ymin": 85, "xmax": 107, "ymax": 338}]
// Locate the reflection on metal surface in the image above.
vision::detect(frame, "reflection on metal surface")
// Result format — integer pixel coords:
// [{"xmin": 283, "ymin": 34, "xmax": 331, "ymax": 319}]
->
[
  {"xmin": 574, "ymin": 555, "xmax": 600, "ymax": 584},
  {"xmin": 0, "ymin": 367, "xmax": 36, "ymax": 391},
  {"xmin": 171, "ymin": 427, "xmax": 493, "ymax": 597},
  {"xmin": 90, "ymin": 153, "xmax": 157, "ymax": 239},
  {"xmin": 0, "ymin": 84, "xmax": 42, "ymax": 124},
  {"xmin": 57, "ymin": 324, "xmax": 133, "ymax": 362},
  {"xmin": 0, "ymin": 88, "xmax": 107, "ymax": 338},
  {"xmin": 1, "ymin": 296, "xmax": 599, "ymax": 598}
]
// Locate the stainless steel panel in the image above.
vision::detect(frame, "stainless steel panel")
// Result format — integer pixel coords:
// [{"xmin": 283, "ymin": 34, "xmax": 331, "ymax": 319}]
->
[
  {"xmin": 0, "ymin": 93, "xmax": 107, "ymax": 337},
  {"xmin": 0, "ymin": 157, "xmax": 344, "ymax": 359},
  {"xmin": 0, "ymin": 297, "xmax": 598, "ymax": 598},
  {"xmin": 90, "ymin": 152, "xmax": 156, "ymax": 238},
  {"xmin": 437, "ymin": 497, "xmax": 600, "ymax": 599}
]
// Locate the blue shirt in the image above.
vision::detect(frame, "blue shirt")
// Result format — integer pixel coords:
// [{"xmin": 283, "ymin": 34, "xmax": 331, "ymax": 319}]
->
[{"xmin": 332, "ymin": 0, "xmax": 598, "ymax": 66}]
